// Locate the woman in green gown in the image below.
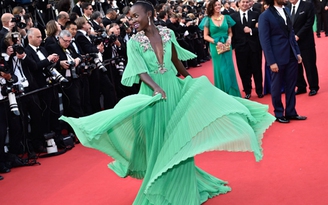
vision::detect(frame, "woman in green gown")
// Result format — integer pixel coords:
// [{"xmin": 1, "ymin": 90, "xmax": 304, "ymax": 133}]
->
[
  {"xmin": 202, "ymin": 0, "xmax": 241, "ymax": 97},
  {"xmin": 60, "ymin": 1, "xmax": 275, "ymax": 204}
]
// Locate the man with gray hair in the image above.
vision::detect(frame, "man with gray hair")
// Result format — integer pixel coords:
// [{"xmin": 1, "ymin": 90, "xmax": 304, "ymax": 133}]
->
[
  {"xmin": 57, "ymin": 11, "xmax": 70, "ymax": 31},
  {"xmin": 47, "ymin": 30, "xmax": 85, "ymax": 118},
  {"xmin": 91, "ymin": 11, "xmax": 104, "ymax": 31}
]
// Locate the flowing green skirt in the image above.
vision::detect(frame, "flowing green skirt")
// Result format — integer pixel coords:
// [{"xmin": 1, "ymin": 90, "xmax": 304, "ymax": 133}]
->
[{"xmin": 60, "ymin": 74, "xmax": 275, "ymax": 204}]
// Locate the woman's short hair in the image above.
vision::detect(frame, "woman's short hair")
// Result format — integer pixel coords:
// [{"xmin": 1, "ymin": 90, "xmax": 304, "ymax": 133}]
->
[{"xmin": 46, "ymin": 20, "xmax": 59, "ymax": 37}]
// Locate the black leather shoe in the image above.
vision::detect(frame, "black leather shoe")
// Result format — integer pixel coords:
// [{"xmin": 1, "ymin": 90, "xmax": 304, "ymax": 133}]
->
[
  {"xmin": 0, "ymin": 175, "xmax": 3, "ymax": 180},
  {"xmin": 244, "ymin": 94, "xmax": 251, "ymax": 99},
  {"xmin": 295, "ymin": 89, "xmax": 306, "ymax": 95},
  {"xmin": 276, "ymin": 117, "xmax": 290, "ymax": 123},
  {"xmin": 258, "ymin": 94, "xmax": 264, "ymax": 98},
  {"xmin": 0, "ymin": 163, "xmax": 11, "ymax": 173},
  {"xmin": 286, "ymin": 115, "xmax": 307, "ymax": 120},
  {"xmin": 317, "ymin": 34, "xmax": 321, "ymax": 38},
  {"xmin": 309, "ymin": 90, "xmax": 317, "ymax": 96}
]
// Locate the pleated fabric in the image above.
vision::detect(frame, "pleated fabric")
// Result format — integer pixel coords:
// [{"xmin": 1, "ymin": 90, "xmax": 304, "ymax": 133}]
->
[{"xmin": 60, "ymin": 27, "xmax": 275, "ymax": 205}]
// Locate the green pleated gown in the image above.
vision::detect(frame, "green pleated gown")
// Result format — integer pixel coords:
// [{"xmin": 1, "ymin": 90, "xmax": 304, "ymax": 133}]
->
[{"xmin": 60, "ymin": 26, "xmax": 275, "ymax": 205}]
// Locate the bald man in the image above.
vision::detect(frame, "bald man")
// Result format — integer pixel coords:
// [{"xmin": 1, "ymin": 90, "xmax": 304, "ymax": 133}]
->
[
  {"xmin": 57, "ymin": 11, "xmax": 70, "ymax": 30},
  {"xmin": 0, "ymin": 13, "xmax": 15, "ymax": 53}
]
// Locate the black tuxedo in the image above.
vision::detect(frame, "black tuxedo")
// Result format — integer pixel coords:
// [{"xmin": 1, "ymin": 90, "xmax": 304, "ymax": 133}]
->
[
  {"xmin": 44, "ymin": 36, "xmax": 58, "ymax": 51},
  {"xmin": 251, "ymin": 3, "xmax": 262, "ymax": 13},
  {"xmin": 24, "ymin": 44, "xmax": 61, "ymax": 135},
  {"xmin": 221, "ymin": 8, "xmax": 235, "ymax": 15},
  {"xmin": 75, "ymin": 30, "xmax": 117, "ymax": 112},
  {"xmin": 47, "ymin": 43, "xmax": 87, "ymax": 118},
  {"xmin": 75, "ymin": 31, "xmax": 99, "ymax": 54},
  {"xmin": 24, "ymin": 45, "xmax": 52, "ymax": 88},
  {"xmin": 72, "ymin": 4, "xmax": 83, "ymax": 17},
  {"xmin": 231, "ymin": 10, "xmax": 263, "ymax": 96},
  {"xmin": 287, "ymin": 1, "xmax": 319, "ymax": 92},
  {"xmin": 91, "ymin": 20, "xmax": 102, "ymax": 31},
  {"xmin": 102, "ymin": 17, "xmax": 112, "ymax": 28},
  {"xmin": 0, "ymin": 27, "xmax": 10, "ymax": 53}
]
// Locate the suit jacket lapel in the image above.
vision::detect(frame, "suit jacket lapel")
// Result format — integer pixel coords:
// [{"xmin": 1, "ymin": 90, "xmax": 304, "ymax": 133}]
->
[{"xmin": 269, "ymin": 6, "xmax": 289, "ymax": 37}]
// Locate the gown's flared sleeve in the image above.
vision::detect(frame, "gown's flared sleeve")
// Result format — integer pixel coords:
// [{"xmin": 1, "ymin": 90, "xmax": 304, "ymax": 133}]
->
[
  {"xmin": 169, "ymin": 30, "xmax": 197, "ymax": 61},
  {"xmin": 121, "ymin": 39, "xmax": 149, "ymax": 86},
  {"xmin": 198, "ymin": 16, "xmax": 209, "ymax": 31}
]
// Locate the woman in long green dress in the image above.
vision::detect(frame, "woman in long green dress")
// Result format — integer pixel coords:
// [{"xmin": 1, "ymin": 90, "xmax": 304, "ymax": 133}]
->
[
  {"xmin": 202, "ymin": 0, "xmax": 241, "ymax": 97},
  {"xmin": 60, "ymin": 1, "xmax": 275, "ymax": 204}
]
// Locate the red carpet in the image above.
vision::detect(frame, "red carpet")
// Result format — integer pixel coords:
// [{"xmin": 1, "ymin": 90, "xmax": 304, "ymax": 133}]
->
[{"xmin": 1, "ymin": 34, "xmax": 328, "ymax": 205}]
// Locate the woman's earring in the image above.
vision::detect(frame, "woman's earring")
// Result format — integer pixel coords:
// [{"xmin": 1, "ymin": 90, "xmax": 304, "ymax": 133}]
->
[{"xmin": 148, "ymin": 17, "xmax": 151, "ymax": 26}]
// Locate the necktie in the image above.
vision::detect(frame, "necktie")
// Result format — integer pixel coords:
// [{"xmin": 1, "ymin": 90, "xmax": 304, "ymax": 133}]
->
[
  {"xmin": 242, "ymin": 13, "xmax": 247, "ymax": 26},
  {"xmin": 291, "ymin": 5, "xmax": 296, "ymax": 24}
]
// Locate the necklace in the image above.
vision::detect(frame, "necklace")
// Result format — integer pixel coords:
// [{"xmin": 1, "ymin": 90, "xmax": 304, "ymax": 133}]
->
[{"xmin": 214, "ymin": 15, "xmax": 222, "ymax": 21}]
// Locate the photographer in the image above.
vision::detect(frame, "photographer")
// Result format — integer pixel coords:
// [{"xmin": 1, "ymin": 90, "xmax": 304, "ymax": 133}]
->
[
  {"xmin": 47, "ymin": 30, "xmax": 86, "ymax": 118},
  {"xmin": 3, "ymin": 32, "xmax": 45, "ymax": 155},
  {"xmin": 90, "ymin": 11, "xmax": 105, "ymax": 31},
  {"xmin": 0, "ymin": 13, "xmax": 16, "ymax": 54},
  {"xmin": 0, "ymin": 57, "xmax": 17, "ymax": 178},
  {"xmin": 103, "ymin": 23, "xmax": 138, "ymax": 100},
  {"xmin": 75, "ymin": 17, "xmax": 117, "ymax": 112},
  {"xmin": 24, "ymin": 28, "xmax": 63, "ymax": 147}
]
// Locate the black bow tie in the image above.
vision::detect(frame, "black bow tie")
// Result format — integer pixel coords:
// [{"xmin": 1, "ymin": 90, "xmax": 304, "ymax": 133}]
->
[{"xmin": 36, "ymin": 47, "xmax": 40, "ymax": 52}]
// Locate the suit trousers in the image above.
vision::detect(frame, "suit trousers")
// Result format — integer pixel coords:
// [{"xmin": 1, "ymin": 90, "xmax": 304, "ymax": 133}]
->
[
  {"xmin": 271, "ymin": 54, "xmax": 298, "ymax": 118},
  {"xmin": 235, "ymin": 47, "xmax": 263, "ymax": 95},
  {"xmin": 296, "ymin": 46, "xmax": 319, "ymax": 91}
]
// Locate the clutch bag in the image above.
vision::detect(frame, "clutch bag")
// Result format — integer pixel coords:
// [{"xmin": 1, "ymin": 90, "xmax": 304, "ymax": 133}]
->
[{"xmin": 216, "ymin": 44, "xmax": 230, "ymax": 54}]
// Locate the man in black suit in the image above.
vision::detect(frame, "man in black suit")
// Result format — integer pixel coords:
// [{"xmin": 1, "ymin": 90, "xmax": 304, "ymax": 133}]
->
[
  {"xmin": 231, "ymin": 0, "xmax": 263, "ymax": 99},
  {"xmin": 0, "ymin": 13, "xmax": 15, "ymax": 53},
  {"xmin": 249, "ymin": 0, "xmax": 262, "ymax": 13},
  {"xmin": 315, "ymin": 0, "xmax": 328, "ymax": 37},
  {"xmin": 47, "ymin": 30, "xmax": 86, "ymax": 118},
  {"xmin": 287, "ymin": 0, "xmax": 319, "ymax": 96},
  {"xmin": 57, "ymin": 11, "xmax": 70, "ymax": 31},
  {"xmin": 75, "ymin": 17, "xmax": 116, "ymax": 112},
  {"xmin": 72, "ymin": 0, "xmax": 85, "ymax": 17},
  {"xmin": 3, "ymin": 31, "xmax": 46, "ymax": 154},
  {"xmin": 24, "ymin": 28, "xmax": 62, "ymax": 139},
  {"xmin": 90, "ymin": 11, "xmax": 104, "ymax": 31},
  {"xmin": 222, "ymin": 2, "xmax": 236, "ymax": 15}
]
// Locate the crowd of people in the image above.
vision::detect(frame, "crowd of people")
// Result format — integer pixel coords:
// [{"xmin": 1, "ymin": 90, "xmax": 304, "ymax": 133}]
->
[{"xmin": 0, "ymin": 2, "xmax": 319, "ymax": 204}]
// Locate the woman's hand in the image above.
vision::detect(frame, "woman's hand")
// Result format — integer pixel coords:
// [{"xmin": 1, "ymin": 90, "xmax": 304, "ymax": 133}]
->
[
  {"xmin": 153, "ymin": 87, "xmax": 166, "ymax": 99},
  {"xmin": 225, "ymin": 38, "xmax": 231, "ymax": 46},
  {"xmin": 216, "ymin": 42, "xmax": 224, "ymax": 50}
]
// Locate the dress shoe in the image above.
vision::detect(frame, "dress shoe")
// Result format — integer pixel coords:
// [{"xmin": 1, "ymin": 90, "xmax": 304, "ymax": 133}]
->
[
  {"xmin": 257, "ymin": 94, "xmax": 264, "ymax": 98},
  {"xmin": 309, "ymin": 90, "xmax": 317, "ymax": 96},
  {"xmin": 286, "ymin": 115, "xmax": 307, "ymax": 120},
  {"xmin": 317, "ymin": 34, "xmax": 321, "ymax": 38},
  {"xmin": 244, "ymin": 94, "xmax": 251, "ymax": 99},
  {"xmin": 0, "ymin": 163, "xmax": 11, "ymax": 173},
  {"xmin": 276, "ymin": 117, "xmax": 290, "ymax": 123},
  {"xmin": 0, "ymin": 175, "xmax": 3, "ymax": 180},
  {"xmin": 295, "ymin": 89, "xmax": 306, "ymax": 95}
]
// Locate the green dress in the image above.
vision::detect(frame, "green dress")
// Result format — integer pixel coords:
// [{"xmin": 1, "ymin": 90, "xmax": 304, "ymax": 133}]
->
[
  {"xmin": 202, "ymin": 15, "xmax": 241, "ymax": 97},
  {"xmin": 60, "ymin": 26, "xmax": 275, "ymax": 205}
]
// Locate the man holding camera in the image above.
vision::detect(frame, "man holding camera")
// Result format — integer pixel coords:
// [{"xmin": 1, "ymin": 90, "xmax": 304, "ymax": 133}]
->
[
  {"xmin": 0, "ymin": 13, "xmax": 16, "ymax": 54},
  {"xmin": 25, "ymin": 28, "xmax": 63, "ymax": 144},
  {"xmin": 47, "ymin": 30, "xmax": 85, "ymax": 118},
  {"xmin": 75, "ymin": 17, "xmax": 116, "ymax": 112},
  {"xmin": 2, "ymin": 31, "xmax": 45, "ymax": 155}
]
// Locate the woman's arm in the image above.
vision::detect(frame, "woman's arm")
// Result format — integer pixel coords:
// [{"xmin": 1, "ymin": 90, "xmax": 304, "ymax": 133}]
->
[
  {"xmin": 203, "ymin": 26, "xmax": 215, "ymax": 44},
  {"xmin": 226, "ymin": 27, "xmax": 232, "ymax": 45},
  {"xmin": 139, "ymin": 73, "xmax": 166, "ymax": 99},
  {"xmin": 171, "ymin": 44, "xmax": 191, "ymax": 78}
]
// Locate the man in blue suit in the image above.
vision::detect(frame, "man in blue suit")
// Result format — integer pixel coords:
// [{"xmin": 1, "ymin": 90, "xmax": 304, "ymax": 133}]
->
[{"xmin": 258, "ymin": 0, "xmax": 307, "ymax": 123}]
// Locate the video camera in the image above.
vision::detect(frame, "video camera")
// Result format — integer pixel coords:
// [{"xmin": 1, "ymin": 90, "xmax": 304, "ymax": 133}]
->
[
  {"xmin": 68, "ymin": 53, "xmax": 98, "ymax": 78},
  {"xmin": 11, "ymin": 15, "xmax": 27, "ymax": 29},
  {"xmin": 92, "ymin": 29, "xmax": 117, "ymax": 47}
]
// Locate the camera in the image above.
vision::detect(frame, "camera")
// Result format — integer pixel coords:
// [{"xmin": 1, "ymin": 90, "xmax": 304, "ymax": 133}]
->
[
  {"xmin": 71, "ymin": 53, "xmax": 98, "ymax": 77},
  {"xmin": 11, "ymin": 33, "xmax": 25, "ymax": 54},
  {"xmin": 44, "ymin": 63, "xmax": 68, "ymax": 84},
  {"xmin": 11, "ymin": 15, "xmax": 27, "ymax": 29},
  {"xmin": 109, "ymin": 57, "xmax": 126, "ymax": 76},
  {"xmin": 1, "ymin": 82, "xmax": 24, "ymax": 116},
  {"xmin": 92, "ymin": 29, "xmax": 117, "ymax": 47}
]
